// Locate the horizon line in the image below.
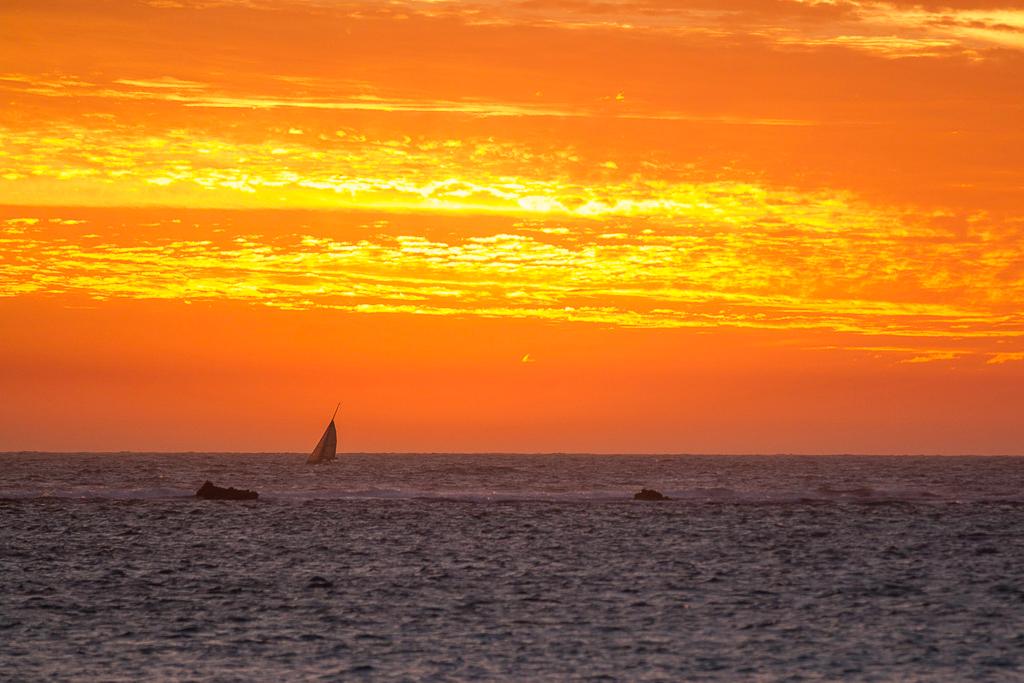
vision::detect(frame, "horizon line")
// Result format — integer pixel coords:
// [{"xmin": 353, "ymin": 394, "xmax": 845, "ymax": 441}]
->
[{"xmin": 2, "ymin": 451, "xmax": 1023, "ymax": 458}]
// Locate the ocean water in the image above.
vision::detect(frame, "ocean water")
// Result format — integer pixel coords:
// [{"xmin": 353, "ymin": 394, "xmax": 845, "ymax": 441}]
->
[{"xmin": 2, "ymin": 453, "xmax": 1023, "ymax": 682}]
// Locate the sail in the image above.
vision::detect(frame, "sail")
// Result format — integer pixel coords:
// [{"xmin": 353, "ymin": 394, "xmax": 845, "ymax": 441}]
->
[{"xmin": 307, "ymin": 404, "xmax": 340, "ymax": 464}]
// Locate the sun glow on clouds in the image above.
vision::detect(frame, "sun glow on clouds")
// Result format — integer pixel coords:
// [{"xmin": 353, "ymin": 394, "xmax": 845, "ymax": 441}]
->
[{"xmin": 3, "ymin": 203, "xmax": 1022, "ymax": 365}]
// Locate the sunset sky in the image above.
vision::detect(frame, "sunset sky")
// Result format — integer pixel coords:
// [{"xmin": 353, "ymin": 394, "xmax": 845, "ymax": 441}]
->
[{"xmin": 1, "ymin": 0, "xmax": 1022, "ymax": 453}]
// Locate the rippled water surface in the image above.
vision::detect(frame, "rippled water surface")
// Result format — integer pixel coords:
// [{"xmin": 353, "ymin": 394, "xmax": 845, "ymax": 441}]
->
[{"xmin": 3, "ymin": 453, "xmax": 1024, "ymax": 681}]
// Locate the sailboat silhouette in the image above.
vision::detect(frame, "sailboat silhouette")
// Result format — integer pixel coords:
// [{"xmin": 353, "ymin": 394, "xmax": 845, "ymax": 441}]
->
[{"xmin": 307, "ymin": 403, "xmax": 340, "ymax": 464}]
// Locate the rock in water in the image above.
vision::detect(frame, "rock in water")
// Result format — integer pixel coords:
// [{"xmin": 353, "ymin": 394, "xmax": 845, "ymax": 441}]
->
[
  {"xmin": 195, "ymin": 480, "xmax": 259, "ymax": 501},
  {"xmin": 306, "ymin": 575, "xmax": 334, "ymax": 589},
  {"xmin": 634, "ymin": 488, "xmax": 670, "ymax": 501}
]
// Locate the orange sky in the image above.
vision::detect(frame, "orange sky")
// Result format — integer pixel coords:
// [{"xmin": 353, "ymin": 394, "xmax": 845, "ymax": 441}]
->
[{"xmin": 1, "ymin": 0, "xmax": 1022, "ymax": 453}]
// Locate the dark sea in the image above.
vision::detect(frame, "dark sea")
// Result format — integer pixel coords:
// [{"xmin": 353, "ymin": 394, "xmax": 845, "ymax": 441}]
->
[{"xmin": 2, "ymin": 453, "xmax": 1023, "ymax": 682}]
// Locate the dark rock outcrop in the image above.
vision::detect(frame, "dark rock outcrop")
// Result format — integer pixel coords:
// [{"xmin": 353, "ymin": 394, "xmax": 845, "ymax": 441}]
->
[
  {"xmin": 306, "ymin": 575, "xmax": 334, "ymax": 589},
  {"xmin": 634, "ymin": 488, "xmax": 670, "ymax": 501},
  {"xmin": 195, "ymin": 480, "xmax": 258, "ymax": 501}
]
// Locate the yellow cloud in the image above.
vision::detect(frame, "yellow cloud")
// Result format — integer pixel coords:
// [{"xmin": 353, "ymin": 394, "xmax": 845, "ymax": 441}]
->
[{"xmin": 2, "ymin": 204, "xmax": 1021, "ymax": 355}]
